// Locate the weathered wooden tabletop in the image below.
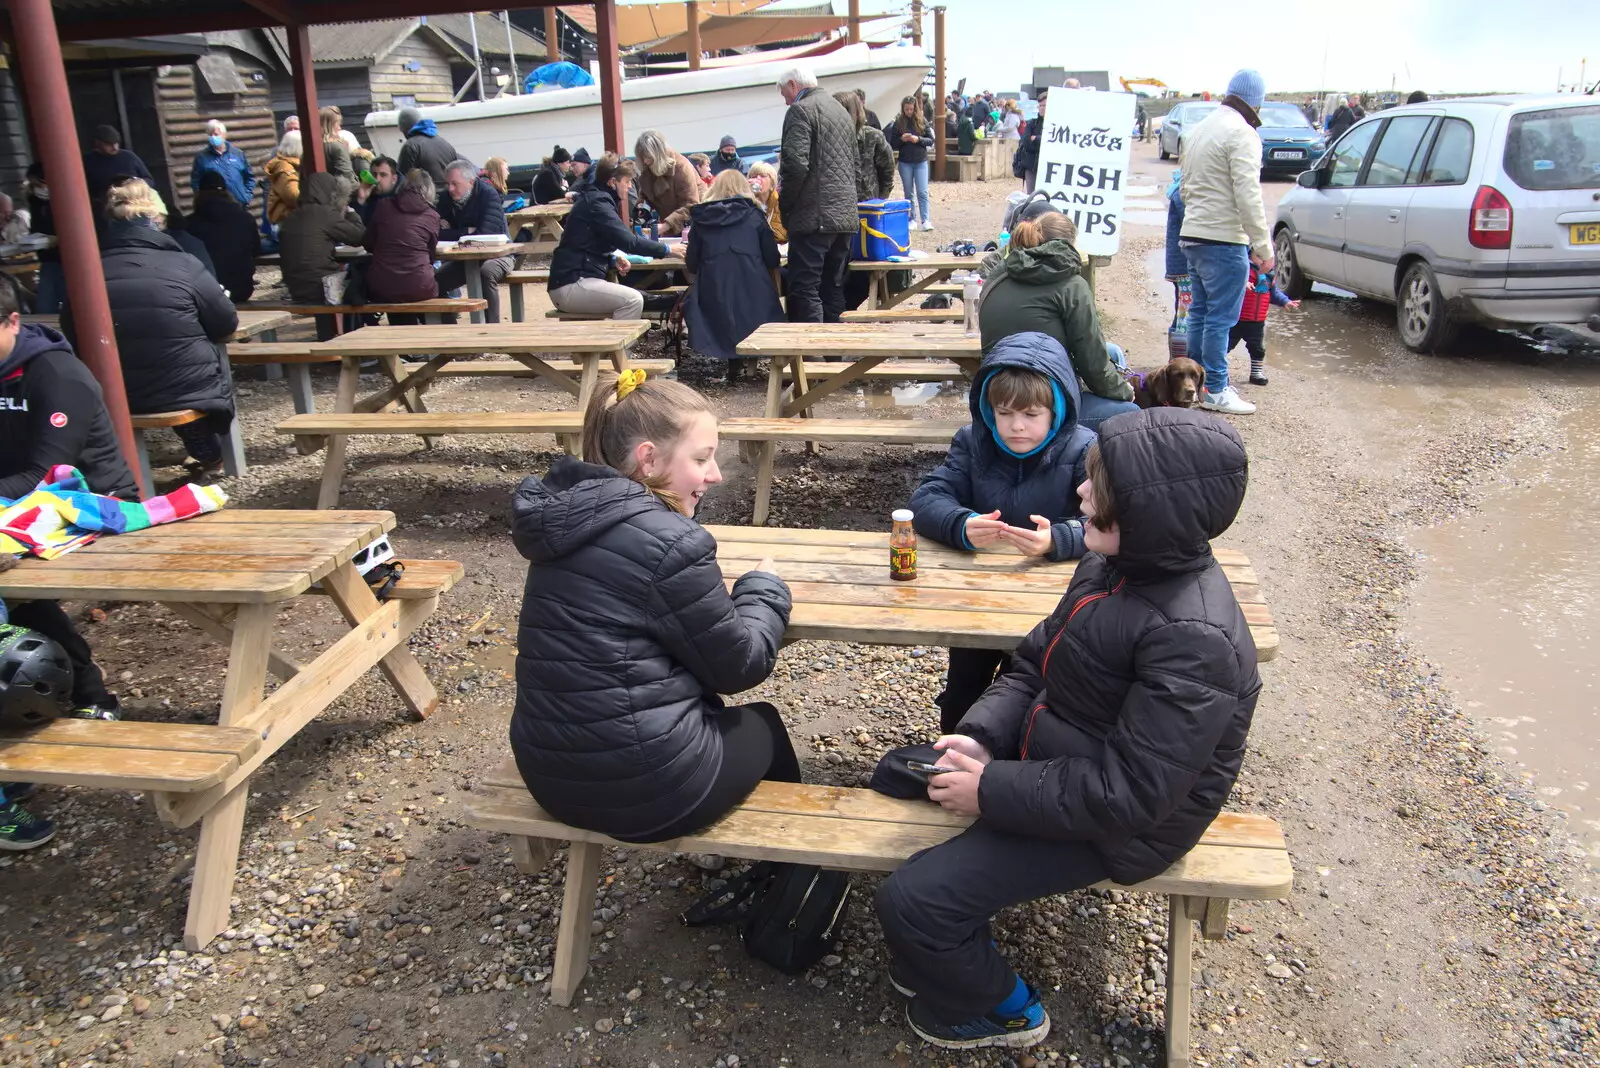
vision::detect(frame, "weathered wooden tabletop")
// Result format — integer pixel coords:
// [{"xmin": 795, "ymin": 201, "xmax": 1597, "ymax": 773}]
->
[
  {"xmin": 311, "ymin": 322, "xmax": 649, "ymax": 356},
  {"xmin": 704, "ymin": 526, "xmax": 1279, "ymax": 660},
  {"xmin": 23, "ymin": 309, "xmax": 291, "ymax": 342}
]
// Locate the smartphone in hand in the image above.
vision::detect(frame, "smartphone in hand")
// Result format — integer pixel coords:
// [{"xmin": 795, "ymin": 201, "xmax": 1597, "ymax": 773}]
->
[{"xmin": 906, "ymin": 760, "xmax": 955, "ymax": 777}]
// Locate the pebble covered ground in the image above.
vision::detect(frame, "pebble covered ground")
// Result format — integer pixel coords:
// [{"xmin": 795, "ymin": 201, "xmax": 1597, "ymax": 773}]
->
[{"xmin": 0, "ymin": 162, "xmax": 1595, "ymax": 1068}]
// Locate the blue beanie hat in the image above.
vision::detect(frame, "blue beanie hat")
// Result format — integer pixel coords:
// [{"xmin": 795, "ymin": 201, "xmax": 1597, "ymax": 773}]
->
[{"xmin": 1226, "ymin": 69, "xmax": 1266, "ymax": 111}]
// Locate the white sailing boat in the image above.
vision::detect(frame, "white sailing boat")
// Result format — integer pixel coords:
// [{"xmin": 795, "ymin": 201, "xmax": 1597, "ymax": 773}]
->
[{"xmin": 363, "ymin": 40, "xmax": 930, "ymax": 165}]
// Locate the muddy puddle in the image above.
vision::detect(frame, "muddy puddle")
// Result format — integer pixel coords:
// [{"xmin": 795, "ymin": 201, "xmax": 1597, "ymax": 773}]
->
[{"xmin": 1407, "ymin": 406, "xmax": 1600, "ymax": 868}]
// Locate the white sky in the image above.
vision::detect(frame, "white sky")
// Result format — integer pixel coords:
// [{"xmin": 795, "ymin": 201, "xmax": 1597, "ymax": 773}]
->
[{"xmin": 746, "ymin": 0, "xmax": 1600, "ymax": 97}]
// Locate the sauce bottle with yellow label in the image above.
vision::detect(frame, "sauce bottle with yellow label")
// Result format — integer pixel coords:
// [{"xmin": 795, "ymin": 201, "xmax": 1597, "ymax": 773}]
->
[{"xmin": 890, "ymin": 508, "xmax": 917, "ymax": 581}]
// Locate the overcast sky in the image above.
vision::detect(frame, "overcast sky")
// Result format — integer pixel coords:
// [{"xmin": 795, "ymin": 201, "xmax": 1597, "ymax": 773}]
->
[{"xmin": 823, "ymin": 0, "xmax": 1599, "ymax": 97}]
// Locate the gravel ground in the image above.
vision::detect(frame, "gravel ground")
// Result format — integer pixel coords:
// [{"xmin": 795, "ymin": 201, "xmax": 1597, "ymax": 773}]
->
[{"xmin": 1, "ymin": 155, "xmax": 1596, "ymax": 1068}]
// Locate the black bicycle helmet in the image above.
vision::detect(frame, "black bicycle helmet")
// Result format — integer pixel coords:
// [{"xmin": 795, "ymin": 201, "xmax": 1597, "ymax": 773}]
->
[
  {"xmin": 0, "ymin": 623, "xmax": 74, "ymax": 729},
  {"xmin": 1005, "ymin": 191, "xmax": 1064, "ymax": 233}
]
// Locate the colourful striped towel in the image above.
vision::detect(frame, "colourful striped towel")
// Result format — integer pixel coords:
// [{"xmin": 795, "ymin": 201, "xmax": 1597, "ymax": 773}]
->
[{"xmin": 0, "ymin": 465, "xmax": 228, "ymax": 560}]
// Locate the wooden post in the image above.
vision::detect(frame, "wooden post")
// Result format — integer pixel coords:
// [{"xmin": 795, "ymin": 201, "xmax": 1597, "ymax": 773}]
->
[
  {"xmin": 910, "ymin": 0, "xmax": 922, "ymax": 47},
  {"xmin": 285, "ymin": 24, "xmax": 325, "ymax": 174},
  {"xmin": 686, "ymin": 0, "xmax": 701, "ymax": 72},
  {"xmin": 545, "ymin": 5, "xmax": 561, "ymax": 63},
  {"xmin": 594, "ymin": 0, "xmax": 625, "ymax": 156},
  {"xmin": 933, "ymin": 6, "xmax": 946, "ymax": 181},
  {"xmin": 847, "ymin": 0, "xmax": 860, "ymax": 44},
  {"xmin": 9, "ymin": 0, "xmax": 143, "ymax": 492}
]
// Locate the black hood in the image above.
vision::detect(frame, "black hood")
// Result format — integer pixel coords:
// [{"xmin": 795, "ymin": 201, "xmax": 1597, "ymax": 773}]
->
[
  {"xmin": 0, "ymin": 323, "xmax": 75, "ymax": 379},
  {"xmin": 510, "ymin": 457, "xmax": 668, "ymax": 564},
  {"xmin": 688, "ymin": 196, "xmax": 763, "ymax": 230},
  {"xmin": 1097, "ymin": 408, "xmax": 1248, "ymax": 580}
]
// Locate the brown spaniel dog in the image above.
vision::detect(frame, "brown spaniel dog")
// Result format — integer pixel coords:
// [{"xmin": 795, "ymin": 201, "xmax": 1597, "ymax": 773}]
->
[{"xmin": 1125, "ymin": 357, "xmax": 1204, "ymax": 409}]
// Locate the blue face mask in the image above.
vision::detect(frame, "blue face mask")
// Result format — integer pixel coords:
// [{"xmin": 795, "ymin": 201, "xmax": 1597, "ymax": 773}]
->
[{"xmin": 208, "ymin": 135, "xmax": 224, "ymax": 148}]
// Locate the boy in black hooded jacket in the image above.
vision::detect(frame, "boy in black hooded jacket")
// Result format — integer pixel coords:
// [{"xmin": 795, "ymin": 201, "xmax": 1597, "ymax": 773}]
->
[
  {"xmin": 0, "ymin": 285, "xmax": 133, "ymax": 721},
  {"xmin": 877, "ymin": 407, "xmax": 1260, "ymax": 1051}
]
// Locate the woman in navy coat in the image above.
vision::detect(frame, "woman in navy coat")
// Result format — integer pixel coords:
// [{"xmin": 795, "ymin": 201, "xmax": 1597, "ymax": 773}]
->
[{"xmin": 683, "ymin": 170, "xmax": 785, "ymax": 381}]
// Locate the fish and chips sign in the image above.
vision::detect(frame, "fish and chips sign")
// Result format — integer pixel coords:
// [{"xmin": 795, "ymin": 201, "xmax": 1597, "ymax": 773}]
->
[{"xmin": 1034, "ymin": 88, "xmax": 1136, "ymax": 257}]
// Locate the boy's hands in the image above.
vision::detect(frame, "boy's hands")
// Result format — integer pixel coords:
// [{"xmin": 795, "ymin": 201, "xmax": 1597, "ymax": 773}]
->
[
  {"xmin": 963, "ymin": 510, "xmax": 1006, "ymax": 548},
  {"xmin": 933, "ymin": 734, "xmax": 992, "ymax": 765},
  {"xmin": 926, "ymin": 748, "xmax": 985, "ymax": 816},
  {"xmin": 997, "ymin": 515, "xmax": 1054, "ymax": 557},
  {"xmin": 749, "ymin": 556, "xmax": 778, "ymax": 577}
]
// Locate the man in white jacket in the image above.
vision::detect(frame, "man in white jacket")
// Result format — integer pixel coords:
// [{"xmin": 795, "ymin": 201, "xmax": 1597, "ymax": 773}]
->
[{"xmin": 1178, "ymin": 69, "xmax": 1272, "ymax": 415}]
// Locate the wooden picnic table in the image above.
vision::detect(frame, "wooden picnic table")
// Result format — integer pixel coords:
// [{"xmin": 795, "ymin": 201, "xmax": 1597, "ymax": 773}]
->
[
  {"xmin": 0, "ymin": 509, "xmax": 456, "ymax": 950},
  {"xmin": 706, "ymin": 525, "xmax": 1279, "ymax": 661},
  {"xmin": 507, "ymin": 201, "xmax": 571, "ymax": 253},
  {"xmin": 290, "ymin": 322, "xmax": 649, "ymax": 505},
  {"xmin": 848, "ymin": 252, "xmax": 982, "ymax": 310},
  {"xmin": 23, "ymin": 308, "xmax": 293, "ymax": 343},
  {"xmin": 255, "ymin": 243, "xmax": 537, "ymax": 325}
]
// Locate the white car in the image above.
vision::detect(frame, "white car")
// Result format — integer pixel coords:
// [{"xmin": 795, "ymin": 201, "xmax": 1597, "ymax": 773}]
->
[{"xmin": 1272, "ymin": 95, "xmax": 1600, "ymax": 352}]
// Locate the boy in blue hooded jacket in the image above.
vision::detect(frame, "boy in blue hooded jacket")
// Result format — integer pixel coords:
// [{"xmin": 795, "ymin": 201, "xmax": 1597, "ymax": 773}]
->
[{"xmin": 909, "ymin": 331, "xmax": 1096, "ymax": 732}]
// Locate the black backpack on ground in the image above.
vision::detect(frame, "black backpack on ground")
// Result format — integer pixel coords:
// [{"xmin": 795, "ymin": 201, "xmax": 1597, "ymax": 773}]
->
[{"xmin": 681, "ymin": 861, "xmax": 851, "ymax": 974}]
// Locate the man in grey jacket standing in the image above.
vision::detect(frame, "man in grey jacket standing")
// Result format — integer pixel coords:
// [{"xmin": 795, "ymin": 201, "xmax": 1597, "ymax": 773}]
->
[
  {"xmin": 1178, "ymin": 68, "xmax": 1272, "ymax": 415},
  {"xmin": 777, "ymin": 65, "xmax": 859, "ymax": 323}
]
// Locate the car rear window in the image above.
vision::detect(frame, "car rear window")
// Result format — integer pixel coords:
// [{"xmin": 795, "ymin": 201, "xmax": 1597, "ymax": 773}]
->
[
  {"xmin": 1261, "ymin": 104, "xmax": 1312, "ymax": 128},
  {"xmin": 1503, "ymin": 104, "xmax": 1600, "ymax": 189}
]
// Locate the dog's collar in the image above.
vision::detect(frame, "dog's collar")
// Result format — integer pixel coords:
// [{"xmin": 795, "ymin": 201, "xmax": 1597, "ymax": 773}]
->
[{"xmin": 1123, "ymin": 369, "xmax": 1147, "ymax": 391}]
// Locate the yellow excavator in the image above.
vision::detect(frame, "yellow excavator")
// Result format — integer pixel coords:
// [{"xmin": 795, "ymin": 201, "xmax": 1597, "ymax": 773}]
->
[{"xmin": 1119, "ymin": 76, "xmax": 1170, "ymax": 95}]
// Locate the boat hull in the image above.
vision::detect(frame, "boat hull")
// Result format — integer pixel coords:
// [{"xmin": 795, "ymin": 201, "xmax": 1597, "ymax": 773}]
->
[{"xmin": 364, "ymin": 42, "xmax": 930, "ymax": 166}]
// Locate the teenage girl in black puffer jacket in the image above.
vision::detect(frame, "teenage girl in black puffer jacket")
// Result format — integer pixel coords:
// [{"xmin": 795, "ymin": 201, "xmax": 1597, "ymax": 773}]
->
[{"xmin": 509, "ymin": 374, "xmax": 798, "ymax": 843}]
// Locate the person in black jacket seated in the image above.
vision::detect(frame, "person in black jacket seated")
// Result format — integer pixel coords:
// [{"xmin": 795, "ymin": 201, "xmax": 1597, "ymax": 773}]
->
[
  {"xmin": 875, "ymin": 408, "xmax": 1260, "ymax": 1052},
  {"xmin": 510, "ymin": 373, "xmax": 797, "ymax": 842},
  {"xmin": 0, "ymin": 285, "xmax": 134, "ymax": 722},
  {"xmin": 532, "ymin": 145, "xmax": 571, "ymax": 204},
  {"xmin": 184, "ymin": 170, "xmax": 261, "ymax": 303},
  {"xmin": 63, "ymin": 180, "xmax": 239, "ymax": 474},
  {"xmin": 684, "ymin": 170, "xmax": 784, "ymax": 383},
  {"xmin": 434, "ymin": 160, "xmax": 513, "ymax": 323},
  {"xmin": 547, "ymin": 153, "xmax": 669, "ymax": 320},
  {"xmin": 565, "ymin": 147, "xmax": 594, "ymax": 196}
]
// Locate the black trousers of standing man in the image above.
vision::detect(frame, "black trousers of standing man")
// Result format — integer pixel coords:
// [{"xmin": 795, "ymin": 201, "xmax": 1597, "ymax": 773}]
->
[{"xmin": 786, "ymin": 232, "xmax": 851, "ymax": 323}]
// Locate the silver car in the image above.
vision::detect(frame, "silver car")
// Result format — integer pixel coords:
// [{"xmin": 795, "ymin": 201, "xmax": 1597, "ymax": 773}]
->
[
  {"xmin": 1273, "ymin": 95, "xmax": 1600, "ymax": 351},
  {"xmin": 1159, "ymin": 101, "xmax": 1219, "ymax": 161}
]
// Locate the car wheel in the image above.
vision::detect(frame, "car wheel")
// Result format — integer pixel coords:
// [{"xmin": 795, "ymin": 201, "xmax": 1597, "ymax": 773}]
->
[
  {"xmin": 1274, "ymin": 228, "xmax": 1311, "ymax": 300},
  {"xmin": 1397, "ymin": 260, "xmax": 1459, "ymax": 353},
  {"xmin": 1159, "ymin": 140, "xmax": 1171, "ymax": 160}
]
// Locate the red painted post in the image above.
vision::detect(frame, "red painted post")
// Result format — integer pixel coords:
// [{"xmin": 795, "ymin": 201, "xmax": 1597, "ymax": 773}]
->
[
  {"xmin": 593, "ymin": 0, "xmax": 625, "ymax": 157},
  {"xmin": 285, "ymin": 24, "xmax": 325, "ymax": 173},
  {"xmin": 9, "ymin": 0, "xmax": 144, "ymax": 493},
  {"xmin": 545, "ymin": 6, "xmax": 560, "ymax": 64}
]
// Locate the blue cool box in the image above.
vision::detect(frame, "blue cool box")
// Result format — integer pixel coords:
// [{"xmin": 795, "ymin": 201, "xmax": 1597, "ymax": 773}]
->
[{"xmin": 857, "ymin": 199, "xmax": 911, "ymax": 260}]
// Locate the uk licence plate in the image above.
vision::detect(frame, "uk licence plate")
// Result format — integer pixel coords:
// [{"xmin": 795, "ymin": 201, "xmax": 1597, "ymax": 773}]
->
[
  {"xmin": 1571, "ymin": 223, "xmax": 1600, "ymax": 245},
  {"xmin": 1271, "ymin": 149, "xmax": 1304, "ymax": 160}
]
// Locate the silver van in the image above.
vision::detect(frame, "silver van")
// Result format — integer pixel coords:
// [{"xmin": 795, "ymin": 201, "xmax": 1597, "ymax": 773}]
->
[{"xmin": 1272, "ymin": 95, "xmax": 1600, "ymax": 351}]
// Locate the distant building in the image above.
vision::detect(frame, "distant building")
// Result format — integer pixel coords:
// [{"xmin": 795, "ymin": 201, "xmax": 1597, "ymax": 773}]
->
[{"xmin": 1025, "ymin": 68, "xmax": 1111, "ymax": 96}]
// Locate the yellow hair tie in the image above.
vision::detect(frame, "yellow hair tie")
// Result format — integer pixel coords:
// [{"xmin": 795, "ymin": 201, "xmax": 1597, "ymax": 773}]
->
[{"xmin": 615, "ymin": 367, "xmax": 647, "ymax": 401}]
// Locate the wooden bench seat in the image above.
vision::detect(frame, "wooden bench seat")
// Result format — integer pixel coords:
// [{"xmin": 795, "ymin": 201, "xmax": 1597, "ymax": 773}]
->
[
  {"xmin": 780, "ymin": 359, "xmax": 966, "ymax": 382},
  {"xmin": 130, "ymin": 410, "xmax": 246, "ymax": 488},
  {"xmin": 464, "ymin": 760, "xmax": 1291, "ymax": 1066},
  {"xmin": 0, "ymin": 719, "xmax": 262, "ymax": 794},
  {"xmin": 718, "ymin": 417, "xmax": 965, "ymax": 444},
  {"xmin": 840, "ymin": 307, "xmax": 964, "ymax": 323},
  {"xmin": 241, "ymin": 297, "xmax": 486, "ymax": 318},
  {"xmin": 398, "ymin": 357, "xmax": 675, "ymax": 380}
]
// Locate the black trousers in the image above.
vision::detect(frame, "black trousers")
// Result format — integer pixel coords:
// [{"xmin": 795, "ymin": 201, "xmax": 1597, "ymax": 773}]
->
[
  {"xmin": 875, "ymin": 822, "xmax": 1107, "ymax": 1021},
  {"xmin": 622, "ymin": 702, "xmax": 802, "ymax": 844},
  {"xmin": 171, "ymin": 411, "xmax": 234, "ymax": 466},
  {"xmin": 1226, "ymin": 319, "xmax": 1266, "ymax": 362},
  {"xmin": 786, "ymin": 232, "xmax": 851, "ymax": 324},
  {"xmin": 935, "ymin": 647, "xmax": 1011, "ymax": 735},
  {"xmin": 6, "ymin": 600, "xmax": 114, "ymax": 709}
]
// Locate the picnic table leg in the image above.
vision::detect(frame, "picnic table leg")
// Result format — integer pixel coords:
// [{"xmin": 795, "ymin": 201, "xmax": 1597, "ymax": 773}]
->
[
  {"xmin": 377, "ymin": 354, "xmax": 437, "ymax": 449},
  {"xmin": 790, "ymin": 354, "xmax": 819, "ymax": 455},
  {"xmin": 321, "ymin": 562, "xmax": 440, "ymax": 718},
  {"xmin": 133, "ymin": 427, "xmax": 156, "ymax": 498},
  {"xmin": 184, "ymin": 602, "xmax": 272, "ymax": 951},
  {"xmin": 465, "ymin": 261, "xmax": 486, "ymax": 325},
  {"xmin": 565, "ymin": 353, "xmax": 605, "ymax": 455},
  {"xmin": 551, "ymin": 840, "xmax": 603, "ymax": 1006},
  {"xmin": 510, "ymin": 282, "xmax": 525, "ymax": 324},
  {"xmin": 510, "ymin": 836, "xmax": 557, "ymax": 874},
  {"xmin": 1163, "ymin": 895, "xmax": 1197, "ymax": 1068},
  {"xmin": 287, "ymin": 364, "xmax": 315, "ymax": 415},
  {"xmin": 750, "ymin": 350, "xmax": 786, "ymax": 522},
  {"xmin": 315, "ymin": 357, "xmax": 361, "ymax": 508}
]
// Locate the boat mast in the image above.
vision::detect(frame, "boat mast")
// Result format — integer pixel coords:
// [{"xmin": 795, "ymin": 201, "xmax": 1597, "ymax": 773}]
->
[{"xmin": 504, "ymin": 11, "xmax": 519, "ymax": 93}]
